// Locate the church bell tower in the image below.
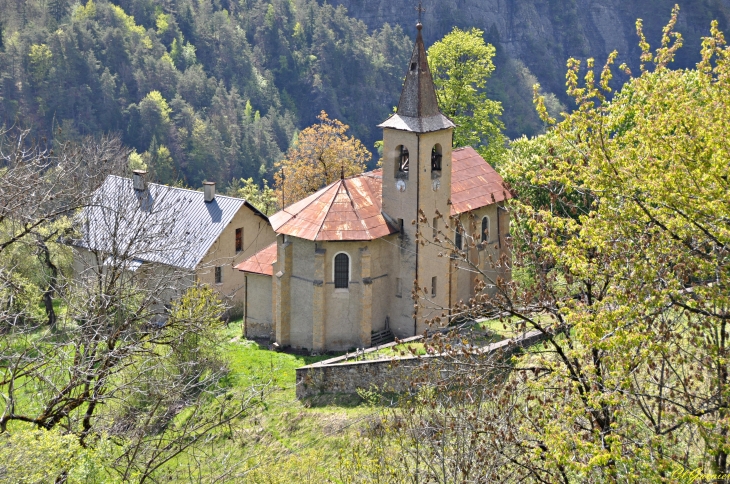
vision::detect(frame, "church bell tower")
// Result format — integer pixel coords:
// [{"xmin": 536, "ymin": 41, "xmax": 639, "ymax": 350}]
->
[{"xmin": 379, "ymin": 21, "xmax": 455, "ymax": 337}]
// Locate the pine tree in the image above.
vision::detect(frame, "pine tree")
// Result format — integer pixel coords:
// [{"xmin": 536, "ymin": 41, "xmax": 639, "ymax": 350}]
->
[{"xmin": 48, "ymin": 0, "xmax": 68, "ymax": 22}]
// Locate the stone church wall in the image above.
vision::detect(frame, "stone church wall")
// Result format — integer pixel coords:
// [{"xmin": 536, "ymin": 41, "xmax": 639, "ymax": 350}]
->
[{"xmin": 289, "ymin": 238, "xmax": 316, "ymax": 349}]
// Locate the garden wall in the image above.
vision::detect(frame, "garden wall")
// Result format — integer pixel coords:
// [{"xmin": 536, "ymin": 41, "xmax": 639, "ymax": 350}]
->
[{"xmin": 295, "ymin": 329, "xmax": 549, "ymax": 399}]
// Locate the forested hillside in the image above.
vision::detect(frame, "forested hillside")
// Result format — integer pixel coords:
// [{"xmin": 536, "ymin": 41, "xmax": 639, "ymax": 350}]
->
[
  {"xmin": 0, "ymin": 0, "xmax": 411, "ymax": 187},
  {"xmin": 2, "ymin": 0, "xmax": 729, "ymax": 188}
]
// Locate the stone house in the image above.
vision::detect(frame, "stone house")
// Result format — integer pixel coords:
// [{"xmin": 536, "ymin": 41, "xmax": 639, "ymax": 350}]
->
[
  {"xmin": 73, "ymin": 172, "xmax": 277, "ymax": 311},
  {"xmin": 236, "ymin": 23, "xmax": 512, "ymax": 351}
]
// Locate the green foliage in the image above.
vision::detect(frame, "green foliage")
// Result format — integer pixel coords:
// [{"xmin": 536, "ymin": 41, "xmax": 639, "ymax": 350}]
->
[
  {"xmin": 0, "ymin": 217, "xmax": 73, "ymax": 324},
  {"xmin": 0, "ymin": 427, "xmax": 82, "ymax": 483},
  {"xmin": 226, "ymin": 177, "xmax": 278, "ymax": 215},
  {"xmin": 428, "ymin": 27, "xmax": 506, "ymax": 162},
  {"xmin": 0, "ymin": 0, "xmax": 411, "ymax": 189},
  {"xmin": 27, "ymin": 44, "xmax": 52, "ymax": 84},
  {"xmin": 345, "ymin": 10, "xmax": 730, "ymax": 482}
]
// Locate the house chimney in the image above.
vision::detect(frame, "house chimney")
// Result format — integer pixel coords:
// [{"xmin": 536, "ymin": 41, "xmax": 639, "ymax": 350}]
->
[
  {"xmin": 132, "ymin": 170, "xmax": 147, "ymax": 191},
  {"xmin": 203, "ymin": 181, "xmax": 216, "ymax": 202}
]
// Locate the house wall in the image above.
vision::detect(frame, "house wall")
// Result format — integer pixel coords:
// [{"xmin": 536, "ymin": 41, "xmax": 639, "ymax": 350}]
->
[
  {"xmin": 319, "ymin": 239, "xmax": 394, "ymax": 350},
  {"xmin": 244, "ymin": 273, "xmax": 273, "ymax": 339},
  {"xmin": 197, "ymin": 204, "xmax": 276, "ymax": 306},
  {"xmin": 72, "ymin": 247, "xmax": 195, "ymax": 309}
]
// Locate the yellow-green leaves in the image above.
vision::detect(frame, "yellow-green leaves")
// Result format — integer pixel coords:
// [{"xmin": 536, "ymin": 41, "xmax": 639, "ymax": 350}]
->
[
  {"xmin": 0, "ymin": 428, "xmax": 81, "ymax": 483},
  {"xmin": 428, "ymin": 28, "xmax": 506, "ymax": 163},
  {"xmin": 28, "ymin": 44, "xmax": 52, "ymax": 84},
  {"xmin": 274, "ymin": 111, "xmax": 369, "ymax": 205}
]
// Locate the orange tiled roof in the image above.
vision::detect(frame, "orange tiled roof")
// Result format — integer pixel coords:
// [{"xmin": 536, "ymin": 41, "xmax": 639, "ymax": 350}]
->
[
  {"xmin": 450, "ymin": 146, "xmax": 512, "ymax": 216},
  {"xmin": 268, "ymin": 170, "xmax": 398, "ymax": 241},
  {"xmin": 267, "ymin": 148, "xmax": 510, "ymax": 242},
  {"xmin": 235, "ymin": 242, "xmax": 277, "ymax": 276}
]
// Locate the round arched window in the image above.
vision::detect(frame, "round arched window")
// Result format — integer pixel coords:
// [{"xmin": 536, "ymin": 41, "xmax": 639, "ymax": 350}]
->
[
  {"xmin": 481, "ymin": 216, "xmax": 489, "ymax": 243},
  {"xmin": 395, "ymin": 145, "xmax": 409, "ymax": 177},
  {"xmin": 431, "ymin": 144, "xmax": 442, "ymax": 172},
  {"xmin": 334, "ymin": 253, "xmax": 349, "ymax": 289}
]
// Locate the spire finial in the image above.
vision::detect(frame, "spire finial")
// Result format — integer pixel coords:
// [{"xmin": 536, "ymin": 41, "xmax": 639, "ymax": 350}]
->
[{"xmin": 416, "ymin": 2, "xmax": 425, "ymax": 27}]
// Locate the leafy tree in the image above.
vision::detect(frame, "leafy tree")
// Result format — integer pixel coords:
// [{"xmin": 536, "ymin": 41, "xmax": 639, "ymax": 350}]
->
[
  {"xmin": 226, "ymin": 177, "xmax": 278, "ymax": 215},
  {"xmin": 347, "ymin": 9, "xmax": 730, "ymax": 482},
  {"xmin": 428, "ymin": 27, "xmax": 506, "ymax": 162},
  {"xmin": 0, "ymin": 131, "xmax": 268, "ymax": 481},
  {"xmin": 137, "ymin": 90, "xmax": 172, "ymax": 145},
  {"xmin": 274, "ymin": 111, "xmax": 370, "ymax": 205},
  {"xmin": 27, "ymin": 44, "xmax": 53, "ymax": 86},
  {"xmin": 0, "ymin": 0, "xmax": 410, "ymax": 189}
]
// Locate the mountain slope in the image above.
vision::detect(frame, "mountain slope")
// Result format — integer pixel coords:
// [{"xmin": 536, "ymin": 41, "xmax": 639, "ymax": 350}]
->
[{"xmin": 329, "ymin": 0, "xmax": 730, "ymax": 137}]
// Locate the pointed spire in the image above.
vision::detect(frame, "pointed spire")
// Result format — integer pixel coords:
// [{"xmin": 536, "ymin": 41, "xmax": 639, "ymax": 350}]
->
[
  {"xmin": 396, "ymin": 21, "xmax": 441, "ymax": 119},
  {"xmin": 378, "ymin": 20, "xmax": 455, "ymax": 133}
]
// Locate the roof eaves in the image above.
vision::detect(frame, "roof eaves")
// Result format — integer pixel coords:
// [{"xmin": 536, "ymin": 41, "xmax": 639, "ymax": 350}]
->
[{"xmin": 243, "ymin": 200, "xmax": 271, "ymax": 223}]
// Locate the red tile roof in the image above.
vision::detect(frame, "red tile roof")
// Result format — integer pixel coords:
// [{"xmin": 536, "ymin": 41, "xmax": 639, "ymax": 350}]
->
[
  {"xmin": 268, "ymin": 170, "xmax": 398, "ymax": 241},
  {"xmin": 266, "ymin": 148, "xmax": 510, "ymax": 242},
  {"xmin": 235, "ymin": 242, "xmax": 277, "ymax": 276},
  {"xmin": 450, "ymin": 146, "xmax": 512, "ymax": 215}
]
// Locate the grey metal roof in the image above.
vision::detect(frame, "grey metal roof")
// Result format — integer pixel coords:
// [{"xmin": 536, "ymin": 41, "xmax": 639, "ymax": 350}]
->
[
  {"xmin": 378, "ymin": 113, "xmax": 455, "ymax": 133},
  {"xmin": 76, "ymin": 175, "xmax": 254, "ymax": 270},
  {"xmin": 389, "ymin": 22, "xmax": 443, "ymax": 128}
]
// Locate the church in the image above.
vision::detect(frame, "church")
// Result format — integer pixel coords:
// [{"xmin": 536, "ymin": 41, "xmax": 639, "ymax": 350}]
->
[{"xmin": 236, "ymin": 22, "xmax": 512, "ymax": 352}]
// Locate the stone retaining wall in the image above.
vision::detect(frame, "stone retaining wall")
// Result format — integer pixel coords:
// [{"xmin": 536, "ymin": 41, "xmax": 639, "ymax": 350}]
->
[{"xmin": 295, "ymin": 329, "xmax": 550, "ymax": 399}]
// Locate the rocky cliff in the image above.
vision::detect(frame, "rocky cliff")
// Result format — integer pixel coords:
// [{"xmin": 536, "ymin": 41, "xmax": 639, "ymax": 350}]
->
[{"xmin": 329, "ymin": 0, "xmax": 730, "ymax": 137}]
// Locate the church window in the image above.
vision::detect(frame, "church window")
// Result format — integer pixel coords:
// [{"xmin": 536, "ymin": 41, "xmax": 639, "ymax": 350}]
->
[
  {"xmin": 481, "ymin": 216, "xmax": 489, "ymax": 243},
  {"xmin": 410, "ymin": 62, "xmax": 417, "ymax": 71},
  {"xmin": 433, "ymin": 217, "xmax": 438, "ymax": 239},
  {"xmin": 398, "ymin": 218, "xmax": 404, "ymax": 238},
  {"xmin": 395, "ymin": 145, "xmax": 409, "ymax": 178},
  {"xmin": 431, "ymin": 276, "xmax": 437, "ymax": 297},
  {"xmin": 396, "ymin": 277, "xmax": 402, "ymax": 298},
  {"xmin": 455, "ymin": 227, "xmax": 463, "ymax": 250},
  {"xmin": 431, "ymin": 144, "xmax": 442, "ymax": 173},
  {"xmin": 334, "ymin": 253, "xmax": 349, "ymax": 289}
]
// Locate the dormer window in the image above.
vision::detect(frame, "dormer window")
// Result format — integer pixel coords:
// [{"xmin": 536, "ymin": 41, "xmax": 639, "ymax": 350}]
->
[
  {"xmin": 431, "ymin": 144, "xmax": 442, "ymax": 177},
  {"xmin": 395, "ymin": 145, "xmax": 409, "ymax": 179}
]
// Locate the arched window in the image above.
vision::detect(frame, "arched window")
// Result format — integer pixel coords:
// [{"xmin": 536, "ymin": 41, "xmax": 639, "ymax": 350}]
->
[
  {"xmin": 395, "ymin": 145, "xmax": 409, "ymax": 178},
  {"xmin": 334, "ymin": 253, "xmax": 349, "ymax": 289},
  {"xmin": 455, "ymin": 228, "xmax": 463, "ymax": 250},
  {"xmin": 481, "ymin": 216, "xmax": 489, "ymax": 243},
  {"xmin": 431, "ymin": 144, "xmax": 442, "ymax": 173}
]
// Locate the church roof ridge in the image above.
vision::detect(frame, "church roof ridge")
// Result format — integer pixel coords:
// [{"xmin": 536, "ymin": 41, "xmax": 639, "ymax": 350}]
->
[{"xmin": 269, "ymin": 171, "xmax": 397, "ymax": 241}]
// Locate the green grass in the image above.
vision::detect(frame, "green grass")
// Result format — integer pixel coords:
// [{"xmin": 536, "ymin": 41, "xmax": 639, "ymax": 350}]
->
[{"xmin": 215, "ymin": 320, "xmax": 373, "ymax": 482}]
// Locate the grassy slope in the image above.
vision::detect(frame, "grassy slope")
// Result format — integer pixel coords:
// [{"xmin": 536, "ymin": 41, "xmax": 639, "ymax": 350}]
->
[{"xmin": 219, "ymin": 321, "xmax": 373, "ymax": 483}]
